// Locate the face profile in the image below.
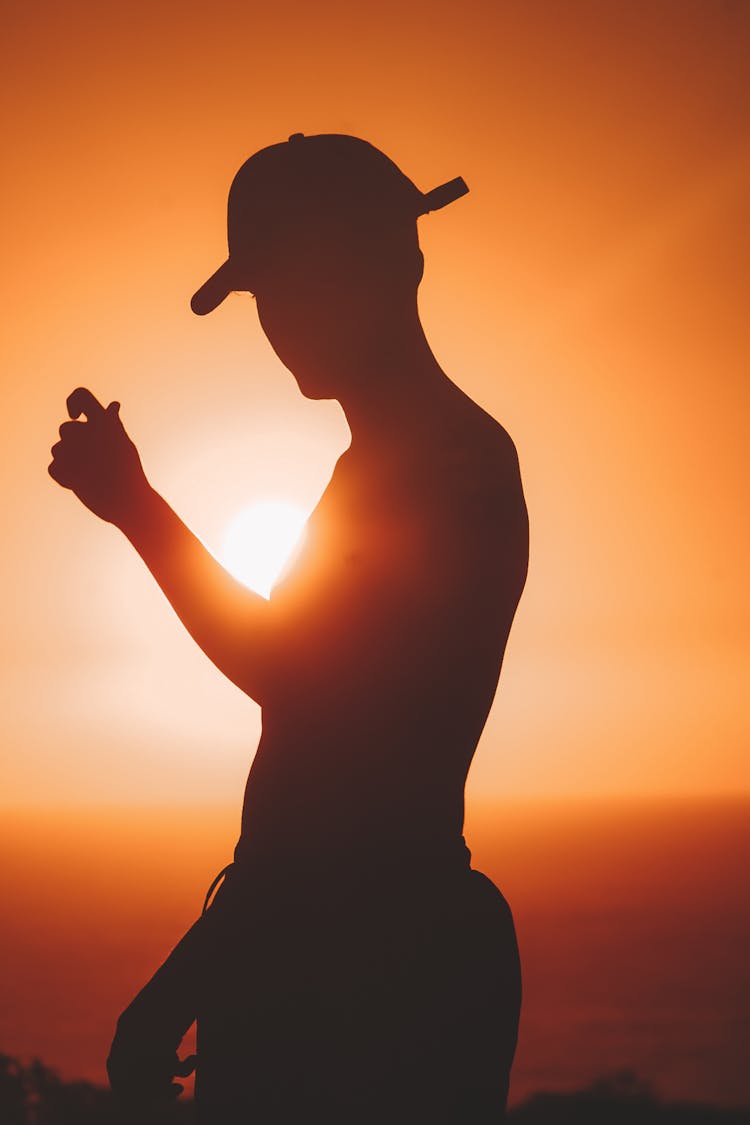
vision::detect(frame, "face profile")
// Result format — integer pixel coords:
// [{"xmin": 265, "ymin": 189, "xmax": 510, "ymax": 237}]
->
[{"xmin": 251, "ymin": 219, "xmax": 426, "ymax": 399}]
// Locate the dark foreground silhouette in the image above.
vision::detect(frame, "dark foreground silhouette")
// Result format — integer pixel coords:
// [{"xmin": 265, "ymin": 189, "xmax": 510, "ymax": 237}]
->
[
  {"xmin": 49, "ymin": 133, "xmax": 528, "ymax": 1121},
  {"xmin": 3, "ymin": 1056, "xmax": 746, "ymax": 1125}
]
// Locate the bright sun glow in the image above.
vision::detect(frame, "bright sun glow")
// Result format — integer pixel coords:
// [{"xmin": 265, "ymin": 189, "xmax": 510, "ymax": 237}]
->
[{"xmin": 221, "ymin": 500, "xmax": 309, "ymax": 598}]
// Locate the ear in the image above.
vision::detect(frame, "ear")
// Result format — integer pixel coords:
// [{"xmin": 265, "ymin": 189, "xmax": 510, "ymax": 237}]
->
[{"xmin": 415, "ymin": 249, "xmax": 425, "ymax": 287}]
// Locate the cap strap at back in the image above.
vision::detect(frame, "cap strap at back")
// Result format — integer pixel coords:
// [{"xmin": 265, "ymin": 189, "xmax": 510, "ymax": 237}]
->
[{"xmin": 419, "ymin": 176, "xmax": 469, "ymax": 214}]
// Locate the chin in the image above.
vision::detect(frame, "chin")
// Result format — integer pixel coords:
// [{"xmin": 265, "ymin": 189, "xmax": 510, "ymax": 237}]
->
[
  {"xmin": 284, "ymin": 354, "xmax": 350, "ymax": 402},
  {"xmin": 293, "ymin": 374, "xmax": 338, "ymax": 402}
]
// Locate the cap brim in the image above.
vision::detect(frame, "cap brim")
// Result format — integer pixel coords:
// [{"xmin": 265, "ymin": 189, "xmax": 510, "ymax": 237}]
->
[{"xmin": 190, "ymin": 259, "xmax": 236, "ymax": 315}]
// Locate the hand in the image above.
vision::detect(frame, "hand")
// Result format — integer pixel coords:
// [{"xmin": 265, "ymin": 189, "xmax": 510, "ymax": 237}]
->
[
  {"xmin": 107, "ymin": 1016, "xmax": 196, "ymax": 1107},
  {"xmin": 48, "ymin": 387, "xmax": 150, "ymax": 525}
]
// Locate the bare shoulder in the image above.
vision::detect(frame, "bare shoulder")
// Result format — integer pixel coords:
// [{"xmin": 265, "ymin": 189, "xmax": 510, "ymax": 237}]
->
[
  {"xmin": 442, "ymin": 388, "xmax": 523, "ymax": 496},
  {"xmin": 423, "ymin": 388, "xmax": 529, "ymax": 600}
]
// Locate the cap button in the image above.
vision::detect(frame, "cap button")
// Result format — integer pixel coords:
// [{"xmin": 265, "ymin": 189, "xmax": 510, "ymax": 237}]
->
[{"xmin": 288, "ymin": 133, "xmax": 305, "ymax": 142}]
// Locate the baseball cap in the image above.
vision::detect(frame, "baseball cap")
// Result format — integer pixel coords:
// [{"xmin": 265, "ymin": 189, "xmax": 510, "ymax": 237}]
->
[{"xmin": 191, "ymin": 133, "xmax": 469, "ymax": 315}]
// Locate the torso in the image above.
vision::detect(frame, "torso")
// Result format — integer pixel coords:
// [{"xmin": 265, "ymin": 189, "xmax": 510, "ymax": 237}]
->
[{"xmin": 236, "ymin": 386, "xmax": 529, "ymax": 874}]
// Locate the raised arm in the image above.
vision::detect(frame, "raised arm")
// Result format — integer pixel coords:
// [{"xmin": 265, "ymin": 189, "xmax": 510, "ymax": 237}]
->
[{"xmin": 49, "ymin": 388, "xmax": 273, "ymax": 705}]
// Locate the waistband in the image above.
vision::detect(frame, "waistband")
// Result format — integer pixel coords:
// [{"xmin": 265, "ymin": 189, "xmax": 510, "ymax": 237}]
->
[{"xmin": 203, "ymin": 834, "xmax": 472, "ymax": 913}]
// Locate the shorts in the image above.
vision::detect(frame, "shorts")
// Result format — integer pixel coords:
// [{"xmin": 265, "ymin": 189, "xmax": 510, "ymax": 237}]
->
[{"xmin": 194, "ymin": 864, "xmax": 521, "ymax": 1124}]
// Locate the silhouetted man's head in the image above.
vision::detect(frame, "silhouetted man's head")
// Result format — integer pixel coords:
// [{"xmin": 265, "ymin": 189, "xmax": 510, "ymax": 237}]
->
[{"xmin": 191, "ymin": 133, "xmax": 468, "ymax": 396}]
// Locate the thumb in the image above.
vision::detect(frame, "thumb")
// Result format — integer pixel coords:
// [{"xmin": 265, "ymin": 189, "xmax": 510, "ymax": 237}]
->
[
  {"xmin": 67, "ymin": 386, "xmax": 106, "ymax": 422},
  {"xmin": 106, "ymin": 401, "xmax": 121, "ymax": 419}
]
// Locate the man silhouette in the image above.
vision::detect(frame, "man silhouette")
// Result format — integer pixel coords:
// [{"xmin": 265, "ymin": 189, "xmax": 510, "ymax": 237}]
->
[{"xmin": 49, "ymin": 133, "xmax": 528, "ymax": 1122}]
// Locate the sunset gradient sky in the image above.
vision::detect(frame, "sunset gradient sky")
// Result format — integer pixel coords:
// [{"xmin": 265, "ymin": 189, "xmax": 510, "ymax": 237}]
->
[
  {"xmin": 4, "ymin": 0, "xmax": 747, "ymax": 807},
  {"xmin": 2, "ymin": 0, "xmax": 749, "ymax": 1104}
]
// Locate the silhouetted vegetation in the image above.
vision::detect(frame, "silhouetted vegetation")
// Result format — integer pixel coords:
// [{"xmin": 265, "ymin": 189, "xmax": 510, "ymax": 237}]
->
[
  {"xmin": 0, "ymin": 1054, "xmax": 193, "ymax": 1124},
  {"xmin": 1, "ymin": 1055, "xmax": 746, "ymax": 1123},
  {"xmin": 507, "ymin": 1071, "xmax": 748, "ymax": 1124}
]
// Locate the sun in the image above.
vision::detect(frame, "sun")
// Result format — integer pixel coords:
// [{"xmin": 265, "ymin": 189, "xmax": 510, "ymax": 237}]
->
[{"xmin": 221, "ymin": 500, "xmax": 309, "ymax": 598}]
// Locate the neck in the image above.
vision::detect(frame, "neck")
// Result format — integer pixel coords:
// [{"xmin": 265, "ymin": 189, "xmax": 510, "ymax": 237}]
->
[{"xmin": 333, "ymin": 306, "xmax": 453, "ymax": 447}]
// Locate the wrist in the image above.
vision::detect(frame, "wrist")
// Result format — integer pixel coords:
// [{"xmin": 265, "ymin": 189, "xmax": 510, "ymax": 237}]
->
[{"xmin": 114, "ymin": 482, "xmax": 162, "ymax": 541}]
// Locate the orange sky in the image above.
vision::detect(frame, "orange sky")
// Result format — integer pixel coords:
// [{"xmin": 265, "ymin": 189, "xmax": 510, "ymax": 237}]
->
[{"xmin": 2, "ymin": 0, "xmax": 749, "ymax": 806}]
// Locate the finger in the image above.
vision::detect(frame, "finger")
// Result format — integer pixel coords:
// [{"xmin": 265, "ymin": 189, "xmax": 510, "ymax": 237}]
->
[
  {"xmin": 48, "ymin": 441, "xmax": 79, "ymax": 486},
  {"xmin": 48, "ymin": 456, "xmax": 77, "ymax": 488},
  {"xmin": 67, "ymin": 386, "xmax": 106, "ymax": 422},
  {"xmin": 58, "ymin": 420, "xmax": 83, "ymax": 440},
  {"xmin": 174, "ymin": 1054, "xmax": 197, "ymax": 1077},
  {"xmin": 106, "ymin": 400, "xmax": 125, "ymax": 430},
  {"xmin": 48, "ymin": 458, "xmax": 66, "ymax": 484},
  {"xmin": 51, "ymin": 436, "xmax": 82, "ymax": 459}
]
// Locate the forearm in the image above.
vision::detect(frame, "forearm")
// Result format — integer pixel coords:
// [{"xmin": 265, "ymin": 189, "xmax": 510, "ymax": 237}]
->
[
  {"xmin": 116, "ymin": 883, "xmax": 231, "ymax": 1041},
  {"xmin": 116, "ymin": 486, "xmax": 273, "ymax": 703},
  {"xmin": 108, "ymin": 907, "xmax": 221, "ymax": 1102},
  {"xmin": 116, "ymin": 915, "xmax": 205, "ymax": 1045}
]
